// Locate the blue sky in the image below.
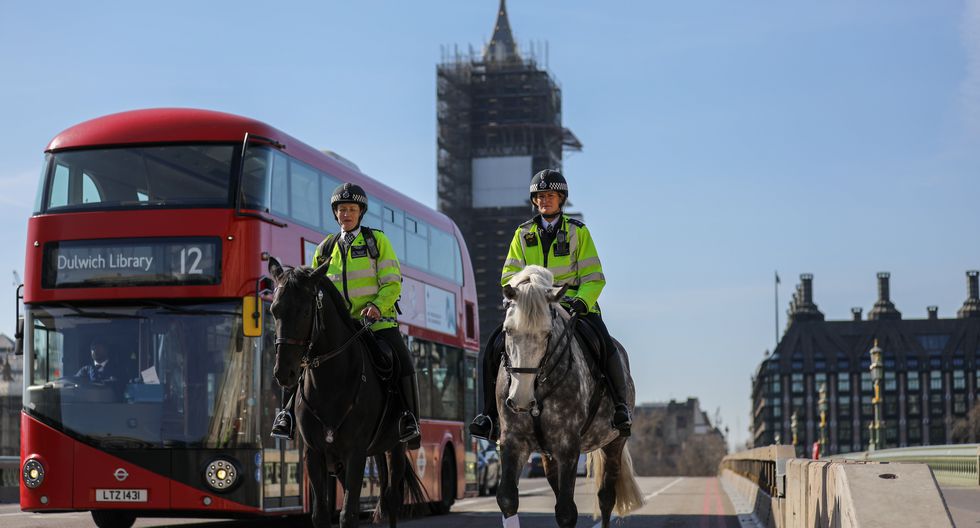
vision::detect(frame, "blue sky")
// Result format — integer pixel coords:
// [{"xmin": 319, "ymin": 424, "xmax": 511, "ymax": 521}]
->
[{"xmin": 3, "ymin": 1, "xmax": 979, "ymax": 450}]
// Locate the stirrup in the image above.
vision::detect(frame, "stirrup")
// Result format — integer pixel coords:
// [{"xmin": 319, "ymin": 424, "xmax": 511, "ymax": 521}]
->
[
  {"xmin": 271, "ymin": 410, "xmax": 294, "ymax": 440},
  {"xmin": 399, "ymin": 412, "xmax": 420, "ymax": 443},
  {"xmin": 469, "ymin": 414, "xmax": 496, "ymax": 441}
]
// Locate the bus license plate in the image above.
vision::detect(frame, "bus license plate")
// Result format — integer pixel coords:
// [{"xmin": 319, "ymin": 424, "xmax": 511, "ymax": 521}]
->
[{"xmin": 96, "ymin": 489, "xmax": 147, "ymax": 502}]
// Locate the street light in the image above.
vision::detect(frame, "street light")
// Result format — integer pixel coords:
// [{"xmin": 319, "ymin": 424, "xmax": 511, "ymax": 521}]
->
[
  {"xmin": 818, "ymin": 382, "xmax": 828, "ymax": 456},
  {"xmin": 790, "ymin": 410, "xmax": 799, "ymax": 456},
  {"xmin": 868, "ymin": 339, "xmax": 885, "ymax": 451}
]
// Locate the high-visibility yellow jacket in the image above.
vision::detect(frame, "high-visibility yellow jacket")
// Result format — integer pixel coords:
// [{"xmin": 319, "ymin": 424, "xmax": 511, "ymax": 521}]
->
[
  {"xmin": 312, "ymin": 228, "xmax": 401, "ymax": 331},
  {"xmin": 500, "ymin": 215, "xmax": 605, "ymax": 313}
]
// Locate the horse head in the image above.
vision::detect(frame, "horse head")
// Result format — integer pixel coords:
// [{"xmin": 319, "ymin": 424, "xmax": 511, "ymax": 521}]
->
[
  {"xmin": 268, "ymin": 256, "xmax": 331, "ymax": 389},
  {"xmin": 501, "ymin": 265, "xmax": 569, "ymax": 414}
]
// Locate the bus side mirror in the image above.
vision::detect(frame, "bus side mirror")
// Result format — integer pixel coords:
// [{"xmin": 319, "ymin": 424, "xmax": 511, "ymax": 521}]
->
[
  {"xmin": 14, "ymin": 316, "xmax": 23, "ymax": 356},
  {"xmin": 14, "ymin": 284, "xmax": 23, "ymax": 355}
]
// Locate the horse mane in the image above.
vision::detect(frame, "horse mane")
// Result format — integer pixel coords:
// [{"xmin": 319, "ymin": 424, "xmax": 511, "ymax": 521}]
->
[
  {"xmin": 280, "ymin": 266, "xmax": 359, "ymax": 333},
  {"xmin": 503, "ymin": 265, "xmax": 556, "ymax": 334}
]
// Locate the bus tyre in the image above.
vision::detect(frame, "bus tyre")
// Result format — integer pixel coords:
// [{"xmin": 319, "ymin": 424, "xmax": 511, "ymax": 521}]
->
[
  {"xmin": 91, "ymin": 510, "xmax": 137, "ymax": 528},
  {"xmin": 432, "ymin": 446, "xmax": 456, "ymax": 515}
]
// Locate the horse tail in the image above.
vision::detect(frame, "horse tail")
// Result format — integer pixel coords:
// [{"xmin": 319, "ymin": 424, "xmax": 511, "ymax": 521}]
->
[
  {"xmin": 372, "ymin": 450, "xmax": 430, "ymax": 523},
  {"xmin": 588, "ymin": 443, "xmax": 645, "ymax": 518}
]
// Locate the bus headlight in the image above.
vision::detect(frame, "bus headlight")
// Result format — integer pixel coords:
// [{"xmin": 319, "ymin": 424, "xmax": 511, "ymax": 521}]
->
[
  {"xmin": 203, "ymin": 458, "xmax": 239, "ymax": 492},
  {"xmin": 23, "ymin": 459, "xmax": 45, "ymax": 489}
]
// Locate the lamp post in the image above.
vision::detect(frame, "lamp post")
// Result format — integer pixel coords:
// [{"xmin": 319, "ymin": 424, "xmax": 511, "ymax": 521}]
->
[
  {"xmin": 790, "ymin": 410, "xmax": 799, "ymax": 456},
  {"xmin": 868, "ymin": 339, "xmax": 884, "ymax": 451},
  {"xmin": 818, "ymin": 382, "xmax": 828, "ymax": 456}
]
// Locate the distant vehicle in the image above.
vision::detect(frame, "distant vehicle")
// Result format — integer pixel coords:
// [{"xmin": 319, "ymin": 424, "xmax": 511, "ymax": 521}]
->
[
  {"xmin": 476, "ymin": 439, "xmax": 500, "ymax": 496},
  {"xmin": 577, "ymin": 453, "xmax": 588, "ymax": 477},
  {"xmin": 525, "ymin": 453, "xmax": 546, "ymax": 478}
]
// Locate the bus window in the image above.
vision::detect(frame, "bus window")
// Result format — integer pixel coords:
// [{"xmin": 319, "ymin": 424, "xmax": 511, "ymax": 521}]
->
[
  {"xmin": 319, "ymin": 171, "xmax": 341, "ymax": 226},
  {"xmin": 431, "ymin": 344, "xmax": 463, "ymax": 421},
  {"xmin": 363, "ymin": 196, "xmax": 382, "ymax": 231},
  {"xmin": 241, "ymin": 146, "xmax": 272, "ymax": 212},
  {"xmin": 49, "ymin": 164, "xmax": 70, "ymax": 208},
  {"xmin": 270, "ymin": 151, "xmax": 289, "ymax": 217},
  {"xmin": 289, "ymin": 160, "xmax": 320, "ymax": 228},
  {"xmin": 384, "ymin": 206, "xmax": 406, "ymax": 259},
  {"xmin": 429, "ymin": 228, "xmax": 457, "ymax": 282},
  {"xmin": 409, "ymin": 337, "xmax": 432, "ymax": 417},
  {"xmin": 405, "ymin": 217, "xmax": 428, "ymax": 270},
  {"xmin": 81, "ymin": 172, "xmax": 102, "ymax": 204}
]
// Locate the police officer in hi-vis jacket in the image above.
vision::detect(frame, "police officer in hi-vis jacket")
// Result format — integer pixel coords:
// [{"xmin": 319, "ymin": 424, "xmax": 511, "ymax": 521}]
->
[
  {"xmin": 271, "ymin": 183, "xmax": 421, "ymax": 448},
  {"xmin": 469, "ymin": 169, "xmax": 632, "ymax": 441}
]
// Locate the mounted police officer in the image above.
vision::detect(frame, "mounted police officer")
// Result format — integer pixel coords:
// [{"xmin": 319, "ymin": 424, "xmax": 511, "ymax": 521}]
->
[
  {"xmin": 469, "ymin": 169, "xmax": 632, "ymax": 441},
  {"xmin": 271, "ymin": 182, "xmax": 421, "ymax": 448}
]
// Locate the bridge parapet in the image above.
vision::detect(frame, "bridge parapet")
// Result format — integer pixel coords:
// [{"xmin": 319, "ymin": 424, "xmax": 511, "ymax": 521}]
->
[
  {"xmin": 720, "ymin": 446, "xmax": 954, "ymax": 527},
  {"xmin": 831, "ymin": 444, "xmax": 980, "ymax": 487}
]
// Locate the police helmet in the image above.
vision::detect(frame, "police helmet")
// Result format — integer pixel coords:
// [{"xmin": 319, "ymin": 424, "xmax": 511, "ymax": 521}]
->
[
  {"xmin": 529, "ymin": 169, "xmax": 569, "ymax": 202},
  {"xmin": 330, "ymin": 182, "xmax": 368, "ymax": 219}
]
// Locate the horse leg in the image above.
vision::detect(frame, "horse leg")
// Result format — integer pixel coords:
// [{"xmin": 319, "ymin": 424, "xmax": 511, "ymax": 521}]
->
[
  {"xmin": 496, "ymin": 443, "xmax": 530, "ymax": 525},
  {"xmin": 339, "ymin": 452, "xmax": 368, "ymax": 528},
  {"xmin": 386, "ymin": 447, "xmax": 408, "ymax": 528},
  {"xmin": 373, "ymin": 453, "xmax": 389, "ymax": 526},
  {"xmin": 552, "ymin": 452, "xmax": 579, "ymax": 528},
  {"xmin": 305, "ymin": 447, "xmax": 332, "ymax": 528},
  {"xmin": 597, "ymin": 436, "xmax": 627, "ymax": 528}
]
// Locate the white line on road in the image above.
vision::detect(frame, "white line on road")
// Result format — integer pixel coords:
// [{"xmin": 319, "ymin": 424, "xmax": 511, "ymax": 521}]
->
[
  {"xmin": 459, "ymin": 484, "xmax": 556, "ymax": 506},
  {"xmin": 590, "ymin": 477, "xmax": 684, "ymax": 528}
]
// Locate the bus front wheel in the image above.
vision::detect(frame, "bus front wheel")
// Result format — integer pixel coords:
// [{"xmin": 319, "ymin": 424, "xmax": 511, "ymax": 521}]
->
[{"xmin": 91, "ymin": 510, "xmax": 137, "ymax": 528}]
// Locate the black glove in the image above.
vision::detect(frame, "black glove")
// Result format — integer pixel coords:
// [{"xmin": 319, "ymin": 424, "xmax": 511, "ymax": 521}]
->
[{"xmin": 568, "ymin": 298, "xmax": 588, "ymax": 317}]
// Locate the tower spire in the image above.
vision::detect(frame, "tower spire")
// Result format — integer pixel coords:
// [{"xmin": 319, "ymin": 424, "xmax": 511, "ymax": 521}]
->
[{"xmin": 484, "ymin": 0, "xmax": 519, "ymax": 62}]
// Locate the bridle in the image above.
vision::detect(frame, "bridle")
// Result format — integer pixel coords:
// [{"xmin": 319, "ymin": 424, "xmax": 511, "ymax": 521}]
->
[
  {"xmin": 503, "ymin": 299, "xmax": 579, "ymax": 410},
  {"xmin": 274, "ymin": 286, "xmax": 372, "ymax": 370}
]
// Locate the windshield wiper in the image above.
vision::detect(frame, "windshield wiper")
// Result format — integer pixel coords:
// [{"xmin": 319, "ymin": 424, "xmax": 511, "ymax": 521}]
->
[
  {"xmin": 59, "ymin": 304, "xmax": 147, "ymax": 319},
  {"xmin": 146, "ymin": 301, "xmax": 239, "ymax": 317}
]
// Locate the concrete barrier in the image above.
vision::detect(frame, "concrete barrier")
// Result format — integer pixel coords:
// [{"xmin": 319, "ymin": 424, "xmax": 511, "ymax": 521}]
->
[{"xmin": 721, "ymin": 447, "xmax": 954, "ymax": 527}]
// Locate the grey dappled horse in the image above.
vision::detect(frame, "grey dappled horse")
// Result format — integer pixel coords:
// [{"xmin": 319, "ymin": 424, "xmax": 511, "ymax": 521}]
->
[{"xmin": 495, "ymin": 265, "xmax": 644, "ymax": 528}]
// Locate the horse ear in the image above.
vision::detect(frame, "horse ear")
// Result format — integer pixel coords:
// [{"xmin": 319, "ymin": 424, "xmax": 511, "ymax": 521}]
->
[
  {"xmin": 312, "ymin": 257, "xmax": 331, "ymax": 278},
  {"xmin": 550, "ymin": 283, "xmax": 570, "ymax": 302},
  {"xmin": 268, "ymin": 257, "xmax": 285, "ymax": 282},
  {"xmin": 502, "ymin": 284, "xmax": 517, "ymax": 300}
]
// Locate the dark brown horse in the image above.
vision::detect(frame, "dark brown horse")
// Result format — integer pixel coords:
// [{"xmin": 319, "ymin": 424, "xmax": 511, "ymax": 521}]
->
[
  {"xmin": 495, "ymin": 265, "xmax": 644, "ymax": 528},
  {"xmin": 268, "ymin": 257, "xmax": 426, "ymax": 528}
]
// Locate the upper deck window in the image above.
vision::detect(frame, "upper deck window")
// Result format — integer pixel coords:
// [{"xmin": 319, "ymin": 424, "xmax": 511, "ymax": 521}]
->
[{"xmin": 39, "ymin": 145, "xmax": 235, "ymax": 212}]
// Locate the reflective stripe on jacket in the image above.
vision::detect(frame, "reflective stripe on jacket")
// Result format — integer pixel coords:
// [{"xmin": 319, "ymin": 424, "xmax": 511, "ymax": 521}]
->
[
  {"xmin": 500, "ymin": 215, "xmax": 605, "ymax": 313},
  {"xmin": 312, "ymin": 229, "xmax": 401, "ymax": 331}
]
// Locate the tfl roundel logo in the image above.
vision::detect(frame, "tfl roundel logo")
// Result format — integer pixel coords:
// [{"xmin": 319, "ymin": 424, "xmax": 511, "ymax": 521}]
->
[{"xmin": 114, "ymin": 468, "xmax": 129, "ymax": 482}]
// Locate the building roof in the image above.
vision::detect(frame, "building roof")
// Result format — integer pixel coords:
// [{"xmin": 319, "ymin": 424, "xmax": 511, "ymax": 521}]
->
[{"xmin": 484, "ymin": 0, "xmax": 520, "ymax": 63}]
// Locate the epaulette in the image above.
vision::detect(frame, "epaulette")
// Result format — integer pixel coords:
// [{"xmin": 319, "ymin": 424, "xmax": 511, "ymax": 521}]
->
[
  {"xmin": 567, "ymin": 218, "xmax": 585, "ymax": 227},
  {"xmin": 519, "ymin": 218, "xmax": 535, "ymax": 228}
]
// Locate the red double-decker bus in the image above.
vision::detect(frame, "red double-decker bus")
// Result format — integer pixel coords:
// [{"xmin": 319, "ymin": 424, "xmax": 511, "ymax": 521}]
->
[{"xmin": 17, "ymin": 108, "xmax": 481, "ymax": 527}]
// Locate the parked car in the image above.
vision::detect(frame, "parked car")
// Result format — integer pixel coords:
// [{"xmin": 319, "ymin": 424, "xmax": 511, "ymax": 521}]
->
[{"xmin": 476, "ymin": 439, "xmax": 501, "ymax": 496}]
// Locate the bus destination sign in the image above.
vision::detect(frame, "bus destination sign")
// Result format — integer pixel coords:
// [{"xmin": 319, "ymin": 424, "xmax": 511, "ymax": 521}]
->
[{"xmin": 43, "ymin": 237, "xmax": 221, "ymax": 288}]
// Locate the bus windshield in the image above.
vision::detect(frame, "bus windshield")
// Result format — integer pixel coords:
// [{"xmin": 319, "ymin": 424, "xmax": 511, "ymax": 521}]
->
[
  {"xmin": 39, "ymin": 145, "xmax": 236, "ymax": 212},
  {"xmin": 24, "ymin": 302, "xmax": 263, "ymax": 449}
]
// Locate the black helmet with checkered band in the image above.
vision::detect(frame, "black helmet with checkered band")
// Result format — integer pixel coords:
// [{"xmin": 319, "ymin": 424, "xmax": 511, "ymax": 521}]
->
[{"xmin": 529, "ymin": 169, "xmax": 568, "ymax": 203}]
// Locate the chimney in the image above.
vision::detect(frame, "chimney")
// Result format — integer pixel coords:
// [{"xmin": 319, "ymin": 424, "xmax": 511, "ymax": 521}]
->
[
  {"xmin": 851, "ymin": 307, "xmax": 863, "ymax": 321},
  {"xmin": 868, "ymin": 272, "xmax": 901, "ymax": 320},
  {"xmin": 927, "ymin": 306, "xmax": 938, "ymax": 320},
  {"xmin": 787, "ymin": 273, "xmax": 824, "ymax": 324},
  {"xmin": 958, "ymin": 270, "xmax": 980, "ymax": 318}
]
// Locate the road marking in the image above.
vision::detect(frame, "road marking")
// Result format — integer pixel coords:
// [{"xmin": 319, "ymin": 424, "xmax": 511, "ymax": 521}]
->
[
  {"xmin": 590, "ymin": 477, "xmax": 684, "ymax": 528},
  {"xmin": 458, "ymin": 484, "xmax": 556, "ymax": 506}
]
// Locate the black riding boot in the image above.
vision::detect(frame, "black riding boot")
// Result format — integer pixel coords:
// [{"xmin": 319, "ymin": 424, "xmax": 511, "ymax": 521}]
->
[
  {"xmin": 398, "ymin": 374, "xmax": 422, "ymax": 449},
  {"xmin": 271, "ymin": 388, "xmax": 296, "ymax": 440},
  {"xmin": 470, "ymin": 325, "xmax": 504, "ymax": 441},
  {"xmin": 604, "ymin": 351, "xmax": 633, "ymax": 437}
]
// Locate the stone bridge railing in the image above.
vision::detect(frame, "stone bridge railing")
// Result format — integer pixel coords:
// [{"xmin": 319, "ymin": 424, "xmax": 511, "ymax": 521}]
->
[{"xmin": 719, "ymin": 445, "xmax": 955, "ymax": 527}]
